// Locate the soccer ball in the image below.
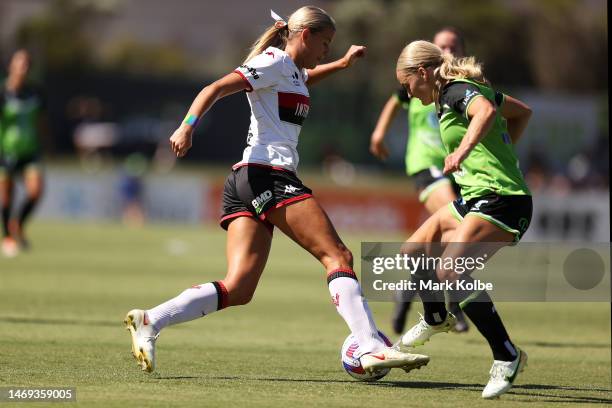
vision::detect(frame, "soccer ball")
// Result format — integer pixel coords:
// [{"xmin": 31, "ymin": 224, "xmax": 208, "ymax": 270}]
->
[{"xmin": 340, "ymin": 330, "xmax": 393, "ymax": 381}]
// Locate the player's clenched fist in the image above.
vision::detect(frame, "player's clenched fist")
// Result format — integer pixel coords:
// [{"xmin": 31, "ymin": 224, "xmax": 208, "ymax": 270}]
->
[
  {"xmin": 342, "ymin": 45, "xmax": 366, "ymax": 67},
  {"xmin": 169, "ymin": 126, "xmax": 193, "ymax": 157}
]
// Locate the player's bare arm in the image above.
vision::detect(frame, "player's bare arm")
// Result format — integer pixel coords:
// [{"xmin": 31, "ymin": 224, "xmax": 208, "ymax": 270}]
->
[
  {"xmin": 500, "ymin": 95, "xmax": 532, "ymax": 144},
  {"xmin": 370, "ymin": 96, "xmax": 401, "ymax": 160},
  {"xmin": 443, "ymin": 96, "xmax": 496, "ymax": 174},
  {"xmin": 306, "ymin": 45, "xmax": 366, "ymax": 86},
  {"xmin": 170, "ymin": 73, "xmax": 248, "ymax": 157}
]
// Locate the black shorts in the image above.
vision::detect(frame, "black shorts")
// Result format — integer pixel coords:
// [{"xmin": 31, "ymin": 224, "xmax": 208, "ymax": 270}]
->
[
  {"xmin": 0, "ymin": 155, "xmax": 42, "ymax": 179},
  {"xmin": 449, "ymin": 193, "xmax": 533, "ymax": 241},
  {"xmin": 220, "ymin": 164, "xmax": 313, "ymax": 233},
  {"xmin": 412, "ymin": 167, "xmax": 460, "ymax": 202}
]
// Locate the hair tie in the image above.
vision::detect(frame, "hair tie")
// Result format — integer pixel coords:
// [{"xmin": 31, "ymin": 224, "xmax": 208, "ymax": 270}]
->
[{"xmin": 271, "ymin": 9, "xmax": 288, "ymax": 29}]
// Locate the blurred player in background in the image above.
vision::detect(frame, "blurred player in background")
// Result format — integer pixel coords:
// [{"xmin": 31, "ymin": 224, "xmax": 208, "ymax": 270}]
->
[
  {"xmin": 0, "ymin": 49, "xmax": 45, "ymax": 257},
  {"xmin": 370, "ymin": 28, "xmax": 468, "ymax": 335},
  {"xmin": 124, "ymin": 6, "xmax": 429, "ymax": 375},
  {"xmin": 396, "ymin": 40, "xmax": 532, "ymax": 398}
]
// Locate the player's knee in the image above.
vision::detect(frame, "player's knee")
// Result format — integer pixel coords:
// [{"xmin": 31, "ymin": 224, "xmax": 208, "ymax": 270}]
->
[{"xmin": 436, "ymin": 267, "xmax": 458, "ymax": 284}]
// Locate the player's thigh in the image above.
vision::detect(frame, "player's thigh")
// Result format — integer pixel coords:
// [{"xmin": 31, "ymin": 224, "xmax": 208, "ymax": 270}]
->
[
  {"xmin": 265, "ymin": 197, "xmax": 351, "ymax": 268},
  {"xmin": 409, "ymin": 203, "xmax": 460, "ymax": 244},
  {"xmin": 452, "ymin": 214, "xmax": 515, "ymax": 243},
  {"xmin": 224, "ymin": 216, "xmax": 273, "ymax": 292},
  {"xmin": 423, "ymin": 182, "xmax": 457, "ymax": 214},
  {"xmin": 402, "ymin": 204, "xmax": 460, "ymax": 258},
  {"xmin": 437, "ymin": 215, "xmax": 514, "ymax": 282}
]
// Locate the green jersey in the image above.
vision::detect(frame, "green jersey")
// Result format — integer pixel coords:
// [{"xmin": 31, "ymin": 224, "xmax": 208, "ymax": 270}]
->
[
  {"xmin": 437, "ymin": 79, "xmax": 530, "ymax": 200},
  {"xmin": 395, "ymin": 88, "xmax": 446, "ymax": 175},
  {"xmin": 0, "ymin": 82, "xmax": 43, "ymax": 160}
]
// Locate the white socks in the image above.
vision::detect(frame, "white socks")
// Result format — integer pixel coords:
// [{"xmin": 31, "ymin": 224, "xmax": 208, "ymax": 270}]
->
[
  {"xmin": 145, "ymin": 270, "xmax": 384, "ymax": 359},
  {"xmin": 146, "ymin": 281, "xmax": 228, "ymax": 332},
  {"xmin": 327, "ymin": 269, "xmax": 385, "ymax": 356}
]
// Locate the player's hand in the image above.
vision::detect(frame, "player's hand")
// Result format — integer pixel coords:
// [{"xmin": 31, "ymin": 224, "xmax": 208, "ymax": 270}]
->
[
  {"xmin": 169, "ymin": 125, "xmax": 193, "ymax": 157},
  {"xmin": 342, "ymin": 45, "xmax": 366, "ymax": 68},
  {"xmin": 369, "ymin": 131, "xmax": 389, "ymax": 160},
  {"xmin": 443, "ymin": 149, "xmax": 467, "ymax": 175}
]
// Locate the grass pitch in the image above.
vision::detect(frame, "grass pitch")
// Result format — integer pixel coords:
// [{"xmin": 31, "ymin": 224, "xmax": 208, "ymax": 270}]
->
[{"xmin": 1, "ymin": 221, "xmax": 610, "ymax": 407}]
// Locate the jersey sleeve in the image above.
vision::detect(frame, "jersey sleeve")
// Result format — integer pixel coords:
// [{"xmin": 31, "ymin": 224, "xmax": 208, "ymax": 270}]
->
[
  {"xmin": 494, "ymin": 91, "xmax": 505, "ymax": 107},
  {"xmin": 394, "ymin": 87, "xmax": 411, "ymax": 109},
  {"xmin": 234, "ymin": 52, "xmax": 282, "ymax": 92},
  {"xmin": 440, "ymin": 82, "xmax": 484, "ymax": 119}
]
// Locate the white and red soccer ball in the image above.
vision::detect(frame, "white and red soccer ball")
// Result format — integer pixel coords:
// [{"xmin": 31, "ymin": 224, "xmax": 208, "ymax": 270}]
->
[{"xmin": 340, "ymin": 330, "xmax": 393, "ymax": 381}]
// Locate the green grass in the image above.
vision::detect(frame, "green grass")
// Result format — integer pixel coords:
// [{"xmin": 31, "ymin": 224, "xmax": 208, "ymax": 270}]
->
[{"xmin": 0, "ymin": 221, "xmax": 610, "ymax": 407}]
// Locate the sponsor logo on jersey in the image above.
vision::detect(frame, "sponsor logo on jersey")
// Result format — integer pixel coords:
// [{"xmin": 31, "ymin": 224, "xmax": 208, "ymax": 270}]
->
[
  {"xmin": 462, "ymin": 89, "xmax": 479, "ymax": 105},
  {"xmin": 265, "ymin": 51, "xmax": 275, "ymax": 58},
  {"xmin": 278, "ymin": 92, "xmax": 310, "ymax": 126},
  {"xmin": 501, "ymin": 132, "xmax": 511, "ymax": 144},
  {"xmin": 251, "ymin": 190, "xmax": 273, "ymax": 214},
  {"xmin": 332, "ymin": 293, "xmax": 340, "ymax": 307},
  {"xmin": 284, "ymin": 184, "xmax": 300, "ymax": 194},
  {"xmin": 291, "ymin": 71, "xmax": 300, "ymax": 86},
  {"xmin": 239, "ymin": 64, "xmax": 259, "ymax": 79}
]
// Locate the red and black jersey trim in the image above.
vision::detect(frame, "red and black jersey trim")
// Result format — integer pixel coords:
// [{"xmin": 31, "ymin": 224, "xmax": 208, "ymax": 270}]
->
[
  {"xmin": 233, "ymin": 70, "xmax": 253, "ymax": 92},
  {"xmin": 326, "ymin": 268, "xmax": 358, "ymax": 284},
  {"xmin": 278, "ymin": 92, "xmax": 309, "ymax": 126},
  {"xmin": 212, "ymin": 281, "xmax": 229, "ymax": 310}
]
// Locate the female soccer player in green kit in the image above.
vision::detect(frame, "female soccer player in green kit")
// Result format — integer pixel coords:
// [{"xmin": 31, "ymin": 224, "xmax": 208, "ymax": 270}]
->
[
  {"xmin": 0, "ymin": 49, "xmax": 45, "ymax": 257},
  {"xmin": 395, "ymin": 40, "xmax": 533, "ymax": 399},
  {"xmin": 370, "ymin": 28, "xmax": 469, "ymax": 335}
]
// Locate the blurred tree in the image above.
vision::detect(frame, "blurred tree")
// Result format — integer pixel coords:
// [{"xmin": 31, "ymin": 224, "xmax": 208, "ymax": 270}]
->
[
  {"xmin": 527, "ymin": 0, "xmax": 607, "ymax": 91},
  {"xmin": 13, "ymin": 0, "xmax": 111, "ymax": 72},
  {"xmin": 101, "ymin": 38, "xmax": 191, "ymax": 77},
  {"xmin": 330, "ymin": 0, "xmax": 606, "ymax": 93}
]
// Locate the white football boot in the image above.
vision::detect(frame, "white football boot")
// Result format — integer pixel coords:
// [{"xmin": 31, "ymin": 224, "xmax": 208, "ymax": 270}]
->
[
  {"xmin": 401, "ymin": 312, "xmax": 456, "ymax": 347},
  {"xmin": 124, "ymin": 309, "xmax": 159, "ymax": 373},
  {"xmin": 360, "ymin": 347, "xmax": 430, "ymax": 374},
  {"xmin": 1, "ymin": 237, "xmax": 19, "ymax": 258},
  {"xmin": 482, "ymin": 347, "xmax": 528, "ymax": 399}
]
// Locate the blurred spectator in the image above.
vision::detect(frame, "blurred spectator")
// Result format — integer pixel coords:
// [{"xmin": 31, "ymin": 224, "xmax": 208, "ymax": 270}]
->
[
  {"xmin": 1, "ymin": 49, "xmax": 46, "ymax": 256},
  {"xmin": 118, "ymin": 152, "xmax": 147, "ymax": 227},
  {"xmin": 69, "ymin": 95, "xmax": 118, "ymax": 173}
]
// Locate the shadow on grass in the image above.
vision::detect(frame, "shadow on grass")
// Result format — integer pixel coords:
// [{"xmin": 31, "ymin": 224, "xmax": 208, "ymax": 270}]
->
[
  {"xmin": 155, "ymin": 375, "xmax": 611, "ymax": 404},
  {"xmin": 0, "ymin": 316, "xmax": 119, "ymax": 327},
  {"xmin": 464, "ymin": 339, "xmax": 610, "ymax": 349},
  {"xmin": 507, "ymin": 386, "xmax": 612, "ymax": 404}
]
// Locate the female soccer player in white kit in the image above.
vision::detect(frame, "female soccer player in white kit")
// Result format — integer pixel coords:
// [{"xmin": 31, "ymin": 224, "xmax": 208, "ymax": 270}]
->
[{"xmin": 124, "ymin": 6, "xmax": 429, "ymax": 375}]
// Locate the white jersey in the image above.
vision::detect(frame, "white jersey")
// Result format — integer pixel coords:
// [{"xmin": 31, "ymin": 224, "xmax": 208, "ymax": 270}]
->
[{"xmin": 233, "ymin": 47, "xmax": 310, "ymax": 172}]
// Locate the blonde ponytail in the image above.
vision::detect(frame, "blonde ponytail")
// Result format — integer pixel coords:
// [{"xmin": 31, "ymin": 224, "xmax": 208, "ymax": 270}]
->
[
  {"xmin": 244, "ymin": 25, "xmax": 289, "ymax": 64},
  {"xmin": 397, "ymin": 40, "xmax": 487, "ymax": 106},
  {"xmin": 244, "ymin": 6, "xmax": 335, "ymax": 64}
]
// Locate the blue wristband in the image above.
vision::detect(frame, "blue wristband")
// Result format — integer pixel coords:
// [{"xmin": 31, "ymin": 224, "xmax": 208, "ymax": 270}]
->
[{"xmin": 183, "ymin": 114, "xmax": 199, "ymax": 127}]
